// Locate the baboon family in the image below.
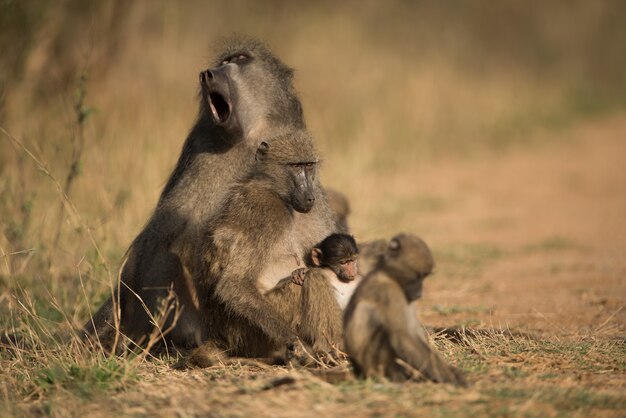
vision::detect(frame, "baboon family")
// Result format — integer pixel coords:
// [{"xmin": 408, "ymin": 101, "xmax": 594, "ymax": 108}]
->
[{"xmin": 85, "ymin": 36, "xmax": 465, "ymax": 385}]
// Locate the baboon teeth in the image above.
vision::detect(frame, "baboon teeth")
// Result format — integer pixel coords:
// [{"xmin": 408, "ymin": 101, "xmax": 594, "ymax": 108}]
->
[{"xmin": 209, "ymin": 92, "xmax": 231, "ymax": 124}]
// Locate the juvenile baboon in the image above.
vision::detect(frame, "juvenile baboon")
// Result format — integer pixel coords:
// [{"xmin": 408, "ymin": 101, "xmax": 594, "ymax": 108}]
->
[
  {"xmin": 344, "ymin": 234, "xmax": 466, "ymax": 385},
  {"xmin": 84, "ymin": 37, "xmax": 314, "ymax": 351},
  {"xmin": 193, "ymin": 130, "xmax": 332, "ymax": 359},
  {"xmin": 325, "ymin": 189, "xmax": 351, "ymax": 232}
]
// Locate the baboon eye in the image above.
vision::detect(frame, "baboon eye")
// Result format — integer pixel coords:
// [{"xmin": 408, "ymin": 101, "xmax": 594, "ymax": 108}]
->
[
  {"xmin": 290, "ymin": 162, "xmax": 315, "ymax": 169},
  {"xmin": 223, "ymin": 54, "xmax": 250, "ymax": 64}
]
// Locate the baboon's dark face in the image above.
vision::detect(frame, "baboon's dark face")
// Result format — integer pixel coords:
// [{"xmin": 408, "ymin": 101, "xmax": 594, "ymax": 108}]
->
[
  {"xmin": 254, "ymin": 137, "xmax": 318, "ymax": 213},
  {"xmin": 199, "ymin": 48, "xmax": 303, "ymax": 139},
  {"xmin": 314, "ymin": 234, "xmax": 359, "ymax": 282},
  {"xmin": 382, "ymin": 234, "xmax": 434, "ymax": 301},
  {"xmin": 286, "ymin": 162, "xmax": 317, "ymax": 213}
]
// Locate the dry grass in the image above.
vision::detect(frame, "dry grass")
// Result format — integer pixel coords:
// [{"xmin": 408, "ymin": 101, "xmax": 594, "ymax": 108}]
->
[{"xmin": 1, "ymin": 1, "xmax": 626, "ymax": 417}]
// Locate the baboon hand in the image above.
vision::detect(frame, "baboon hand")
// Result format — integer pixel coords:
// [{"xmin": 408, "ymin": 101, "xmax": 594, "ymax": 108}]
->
[
  {"xmin": 290, "ymin": 268, "xmax": 308, "ymax": 286},
  {"xmin": 285, "ymin": 338, "xmax": 311, "ymax": 365}
]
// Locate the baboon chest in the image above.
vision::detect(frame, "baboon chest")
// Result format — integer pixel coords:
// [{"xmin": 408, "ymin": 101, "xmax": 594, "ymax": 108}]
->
[
  {"xmin": 332, "ymin": 276, "xmax": 359, "ymax": 310},
  {"xmin": 257, "ymin": 230, "xmax": 303, "ymax": 293}
]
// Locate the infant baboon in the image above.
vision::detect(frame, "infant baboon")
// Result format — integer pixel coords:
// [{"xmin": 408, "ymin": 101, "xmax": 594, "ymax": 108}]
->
[
  {"xmin": 344, "ymin": 234, "xmax": 466, "ymax": 385},
  {"xmin": 263, "ymin": 233, "xmax": 360, "ymax": 354},
  {"xmin": 291, "ymin": 233, "xmax": 359, "ymax": 308},
  {"xmin": 194, "ymin": 130, "xmax": 321, "ymax": 359}
]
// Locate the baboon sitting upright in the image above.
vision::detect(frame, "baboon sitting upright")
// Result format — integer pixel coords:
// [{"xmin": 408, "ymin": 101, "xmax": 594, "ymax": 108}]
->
[
  {"xmin": 344, "ymin": 234, "xmax": 466, "ymax": 385},
  {"xmin": 193, "ymin": 130, "xmax": 332, "ymax": 359},
  {"xmin": 84, "ymin": 37, "xmax": 325, "ymax": 351}
]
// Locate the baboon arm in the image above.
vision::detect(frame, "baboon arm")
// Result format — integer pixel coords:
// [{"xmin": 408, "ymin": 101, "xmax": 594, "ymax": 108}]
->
[
  {"xmin": 344, "ymin": 300, "xmax": 382, "ymax": 358},
  {"xmin": 389, "ymin": 331, "xmax": 464, "ymax": 385},
  {"xmin": 216, "ymin": 277, "xmax": 296, "ymax": 345},
  {"xmin": 211, "ymin": 240, "xmax": 296, "ymax": 347},
  {"xmin": 299, "ymin": 269, "xmax": 343, "ymax": 350}
]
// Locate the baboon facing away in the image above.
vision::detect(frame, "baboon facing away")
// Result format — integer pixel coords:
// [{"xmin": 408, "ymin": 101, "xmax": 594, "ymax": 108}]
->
[
  {"xmin": 84, "ymin": 37, "xmax": 316, "ymax": 351},
  {"xmin": 325, "ymin": 189, "xmax": 351, "ymax": 232},
  {"xmin": 344, "ymin": 234, "xmax": 466, "ymax": 385},
  {"xmin": 192, "ymin": 130, "xmax": 337, "ymax": 359}
]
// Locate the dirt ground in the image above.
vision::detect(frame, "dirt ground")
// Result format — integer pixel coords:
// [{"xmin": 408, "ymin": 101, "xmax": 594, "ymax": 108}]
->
[
  {"xmin": 6, "ymin": 114, "xmax": 626, "ymax": 418},
  {"xmin": 415, "ymin": 113, "xmax": 626, "ymax": 336}
]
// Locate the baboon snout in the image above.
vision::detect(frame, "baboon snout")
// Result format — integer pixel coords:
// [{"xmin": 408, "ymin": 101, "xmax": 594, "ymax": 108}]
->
[
  {"xmin": 199, "ymin": 68, "xmax": 233, "ymax": 126},
  {"xmin": 199, "ymin": 70, "xmax": 214, "ymax": 85},
  {"xmin": 292, "ymin": 192, "xmax": 315, "ymax": 213},
  {"xmin": 301, "ymin": 195, "xmax": 316, "ymax": 213}
]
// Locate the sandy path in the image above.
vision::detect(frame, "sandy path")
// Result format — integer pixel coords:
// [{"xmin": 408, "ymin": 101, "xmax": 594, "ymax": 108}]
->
[{"xmin": 400, "ymin": 114, "xmax": 626, "ymax": 337}]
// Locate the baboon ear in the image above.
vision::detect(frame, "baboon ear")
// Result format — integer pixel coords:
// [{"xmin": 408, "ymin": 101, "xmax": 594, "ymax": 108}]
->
[
  {"xmin": 311, "ymin": 248, "xmax": 323, "ymax": 267},
  {"xmin": 255, "ymin": 141, "xmax": 269, "ymax": 162},
  {"xmin": 388, "ymin": 238, "xmax": 401, "ymax": 252}
]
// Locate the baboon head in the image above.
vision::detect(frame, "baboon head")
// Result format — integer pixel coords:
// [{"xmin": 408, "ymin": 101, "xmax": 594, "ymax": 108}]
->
[
  {"xmin": 381, "ymin": 234, "xmax": 434, "ymax": 301},
  {"xmin": 325, "ymin": 188, "xmax": 351, "ymax": 232},
  {"xmin": 312, "ymin": 233, "xmax": 359, "ymax": 283},
  {"xmin": 255, "ymin": 131, "xmax": 318, "ymax": 213},
  {"xmin": 199, "ymin": 36, "xmax": 304, "ymax": 140}
]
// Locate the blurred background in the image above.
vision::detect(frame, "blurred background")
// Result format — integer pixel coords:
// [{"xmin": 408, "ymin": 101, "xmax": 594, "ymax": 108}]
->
[{"xmin": 1, "ymin": 0, "xmax": 625, "ymax": 325}]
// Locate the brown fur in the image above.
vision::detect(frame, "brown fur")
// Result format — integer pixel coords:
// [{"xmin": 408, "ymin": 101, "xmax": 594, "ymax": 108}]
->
[
  {"xmin": 84, "ymin": 37, "xmax": 328, "ymax": 352},
  {"xmin": 357, "ymin": 238, "xmax": 389, "ymax": 277},
  {"xmin": 263, "ymin": 233, "xmax": 360, "ymax": 355},
  {"xmin": 264, "ymin": 268, "xmax": 343, "ymax": 355},
  {"xmin": 325, "ymin": 188, "xmax": 350, "ymax": 232},
  {"xmin": 190, "ymin": 131, "xmax": 338, "ymax": 360},
  {"xmin": 344, "ymin": 234, "xmax": 466, "ymax": 385}
]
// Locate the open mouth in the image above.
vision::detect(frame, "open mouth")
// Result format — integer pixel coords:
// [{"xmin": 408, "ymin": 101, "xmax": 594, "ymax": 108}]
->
[{"xmin": 208, "ymin": 92, "xmax": 231, "ymax": 124}]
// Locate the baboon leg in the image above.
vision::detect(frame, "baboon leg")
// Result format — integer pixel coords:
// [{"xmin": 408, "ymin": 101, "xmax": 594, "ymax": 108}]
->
[
  {"xmin": 168, "ymin": 261, "xmax": 203, "ymax": 349},
  {"xmin": 83, "ymin": 296, "xmax": 118, "ymax": 351},
  {"xmin": 83, "ymin": 244, "xmax": 144, "ymax": 352},
  {"xmin": 213, "ymin": 267, "xmax": 298, "ymax": 354},
  {"xmin": 122, "ymin": 247, "xmax": 183, "ymax": 348},
  {"xmin": 390, "ymin": 332, "xmax": 466, "ymax": 386},
  {"xmin": 299, "ymin": 270, "xmax": 343, "ymax": 353},
  {"xmin": 265, "ymin": 278, "xmax": 303, "ymax": 330},
  {"xmin": 265, "ymin": 274, "xmax": 343, "ymax": 357}
]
